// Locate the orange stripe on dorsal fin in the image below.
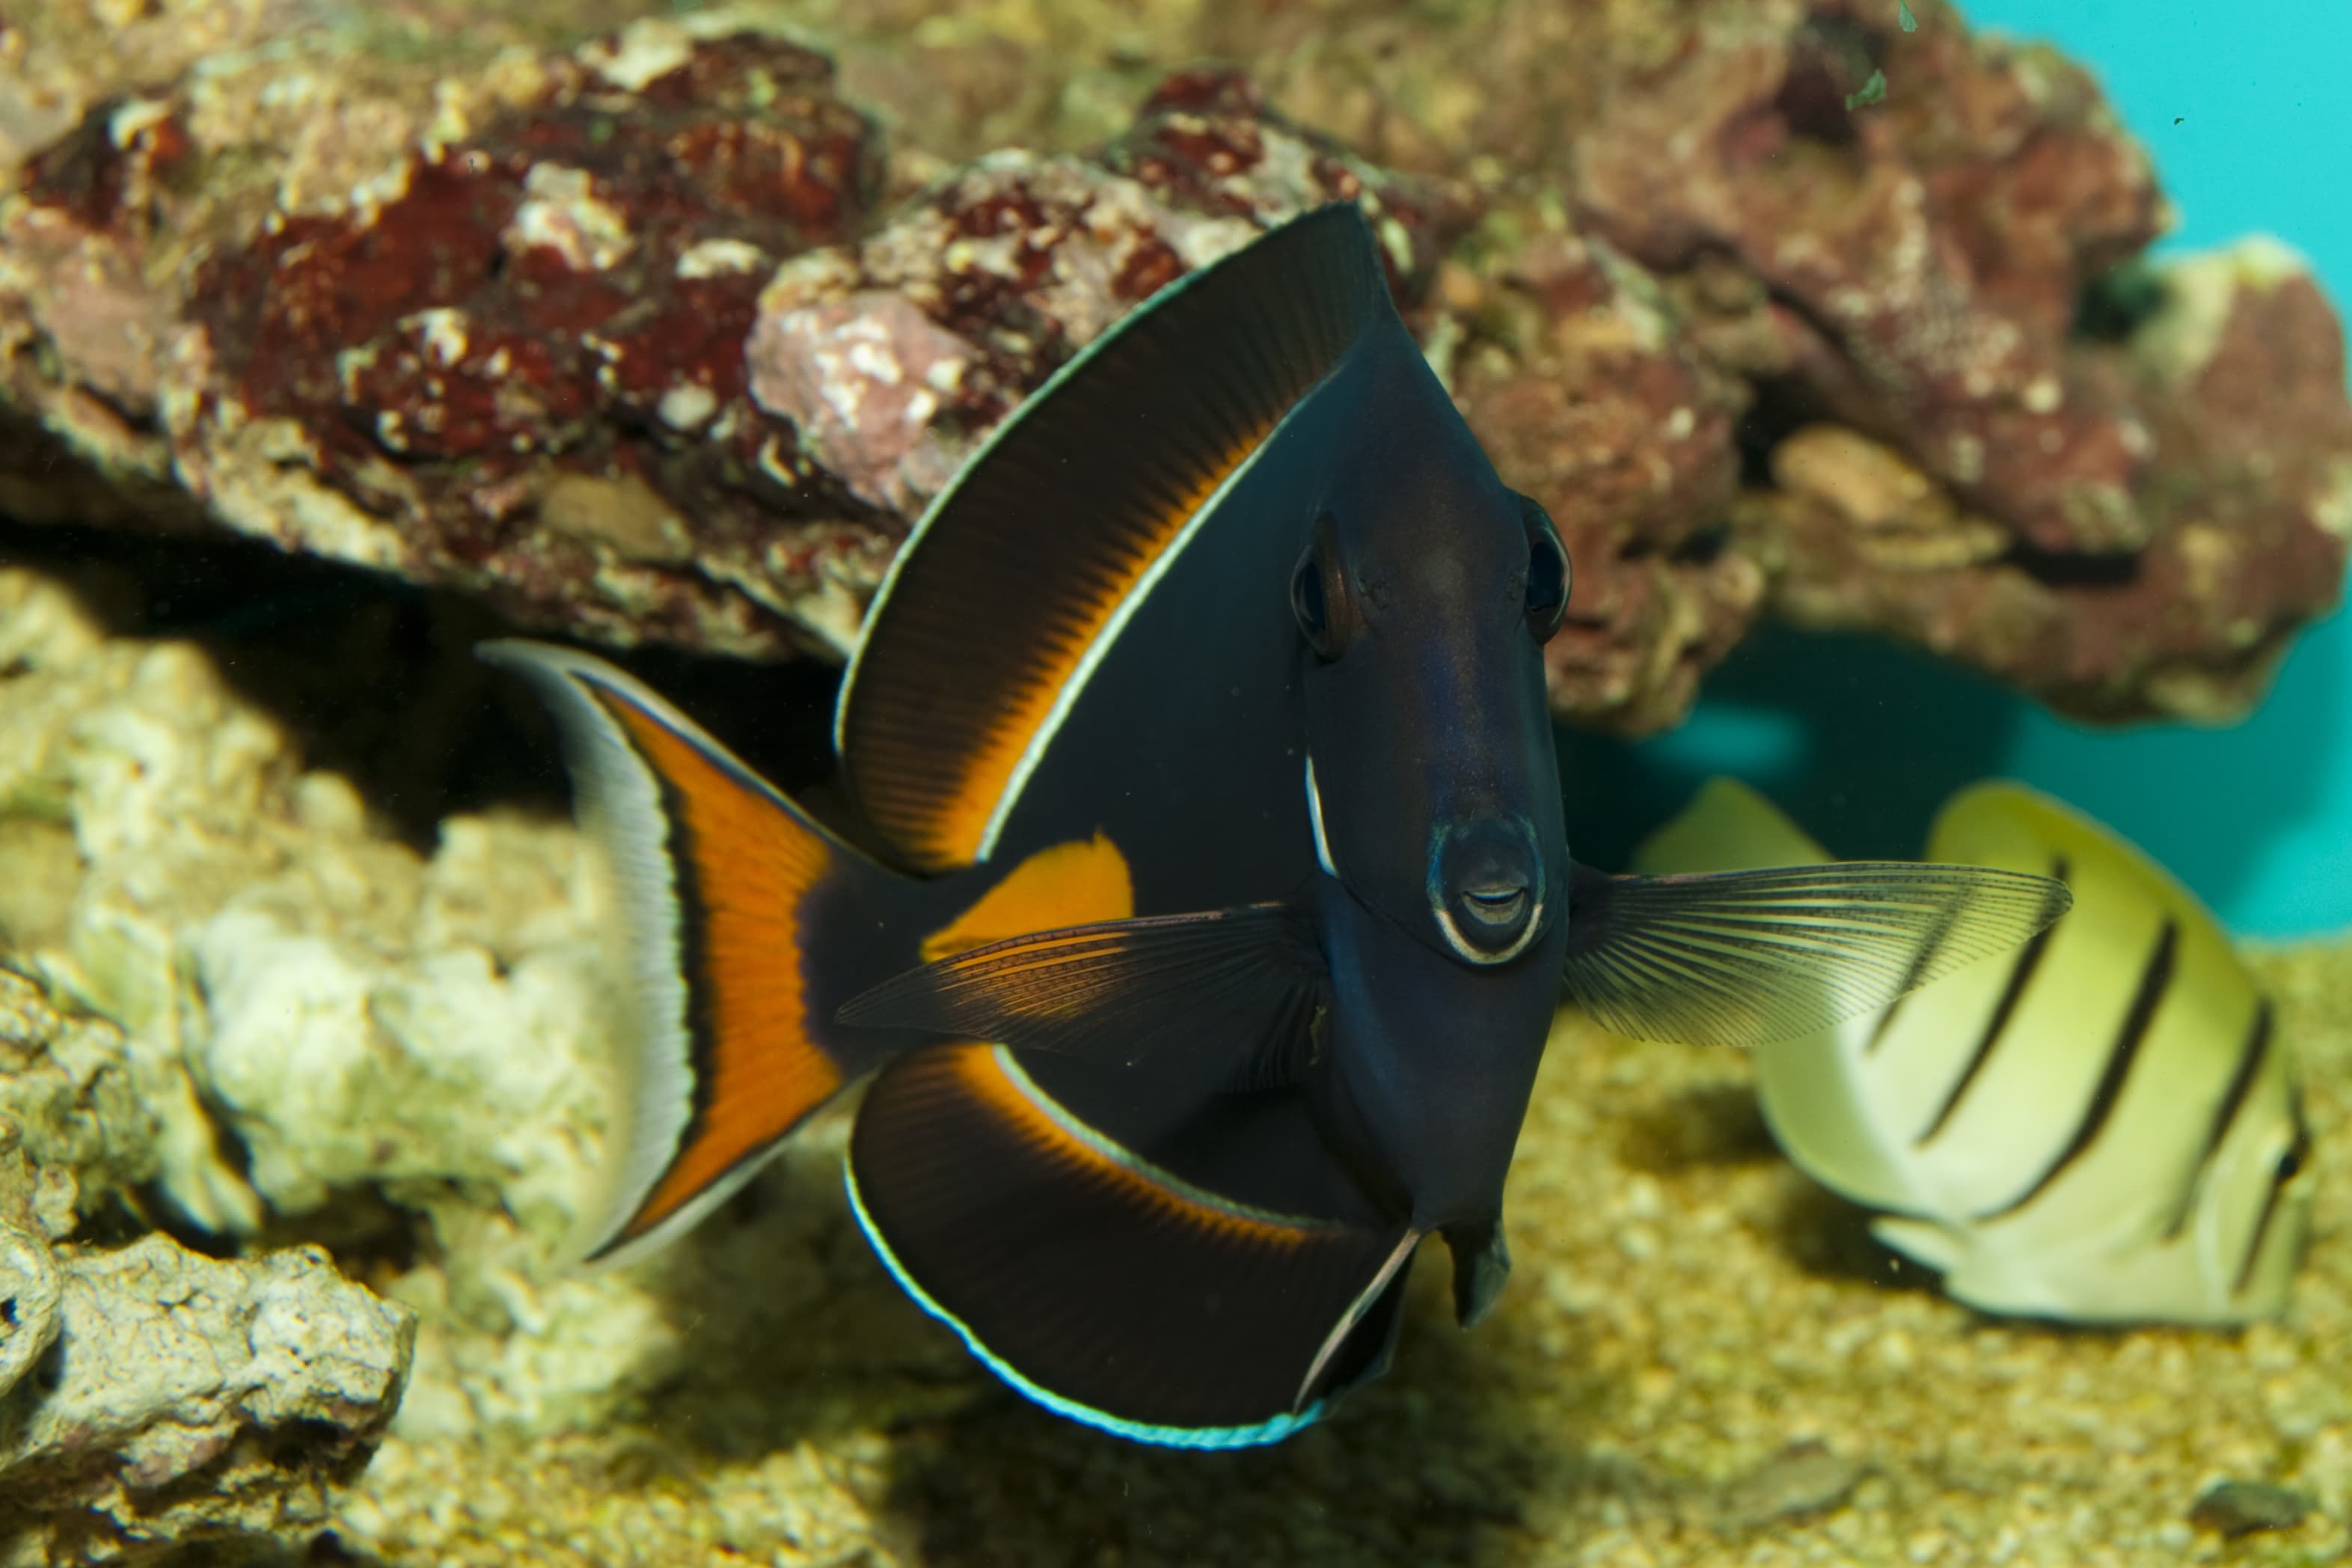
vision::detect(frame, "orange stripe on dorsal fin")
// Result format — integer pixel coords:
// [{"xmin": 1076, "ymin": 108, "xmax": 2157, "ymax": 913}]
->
[
  {"xmin": 479, "ymin": 641, "xmax": 879, "ymax": 1266},
  {"xmin": 920, "ymin": 833, "xmax": 1134, "ymax": 962},
  {"xmin": 836, "ymin": 204, "xmax": 1396, "ymax": 874}
]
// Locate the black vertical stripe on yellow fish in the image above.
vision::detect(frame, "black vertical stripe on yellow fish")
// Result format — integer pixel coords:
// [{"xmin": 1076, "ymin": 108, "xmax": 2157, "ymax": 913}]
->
[
  {"xmin": 1909, "ymin": 869, "xmax": 2064, "ymax": 1145},
  {"xmin": 1634, "ymin": 777, "xmax": 2315, "ymax": 1324},
  {"xmin": 494, "ymin": 203, "xmax": 2068, "ymax": 1450}
]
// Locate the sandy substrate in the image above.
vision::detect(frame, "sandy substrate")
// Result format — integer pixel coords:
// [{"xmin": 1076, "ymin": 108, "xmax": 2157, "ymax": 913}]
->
[{"xmin": 328, "ymin": 940, "xmax": 2351, "ymax": 1568}]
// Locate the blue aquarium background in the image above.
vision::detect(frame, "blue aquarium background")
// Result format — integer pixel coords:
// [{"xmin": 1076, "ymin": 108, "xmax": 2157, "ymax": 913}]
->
[{"xmin": 1608, "ymin": 0, "xmax": 2352, "ymax": 938}]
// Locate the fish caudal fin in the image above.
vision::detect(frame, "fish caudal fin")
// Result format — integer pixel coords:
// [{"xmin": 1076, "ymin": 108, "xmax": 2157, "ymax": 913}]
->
[
  {"xmin": 846, "ymin": 1044, "xmax": 1415, "ymax": 1448},
  {"xmin": 482, "ymin": 640, "xmax": 881, "ymax": 1265}
]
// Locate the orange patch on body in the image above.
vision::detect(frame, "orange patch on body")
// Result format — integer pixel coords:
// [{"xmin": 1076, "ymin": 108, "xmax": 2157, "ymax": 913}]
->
[
  {"xmin": 919, "ymin": 437, "xmax": 1265, "ymax": 870},
  {"xmin": 921, "ymin": 833, "xmax": 1136, "ymax": 962},
  {"xmin": 608, "ymin": 701, "xmax": 842, "ymax": 1240}
]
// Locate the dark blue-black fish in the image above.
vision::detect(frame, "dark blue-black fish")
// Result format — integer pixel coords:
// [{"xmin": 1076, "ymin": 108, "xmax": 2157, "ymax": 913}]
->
[{"xmin": 484, "ymin": 205, "xmax": 2068, "ymax": 1448}]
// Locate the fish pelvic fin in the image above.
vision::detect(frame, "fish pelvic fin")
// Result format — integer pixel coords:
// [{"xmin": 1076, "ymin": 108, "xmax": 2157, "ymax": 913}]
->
[
  {"xmin": 838, "ymin": 902, "xmax": 1329, "ymax": 1095},
  {"xmin": 482, "ymin": 640, "xmax": 888, "ymax": 1267},
  {"xmin": 845, "ymin": 1043, "xmax": 1413, "ymax": 1446},
  {"xmin": 834, "ymin": 202, "xmax": 1394, "ymax": 873},
  {"xmin": 1559, "ymin": 860, "xmax": 2072, "ymax": 1049}
]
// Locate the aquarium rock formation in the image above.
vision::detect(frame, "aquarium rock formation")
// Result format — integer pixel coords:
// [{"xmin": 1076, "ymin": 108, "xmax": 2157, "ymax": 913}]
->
[
  {"xmin": 0, "ymin": 0, "xmax": 2350, "ymax": 1555},
  {"xmin": 1, "ymin": 1, "xmax": 2347, "ymax": 730},
  {"xmin": 0, "ymin": 1119, "xmax": 412, "ymax": 1567}
]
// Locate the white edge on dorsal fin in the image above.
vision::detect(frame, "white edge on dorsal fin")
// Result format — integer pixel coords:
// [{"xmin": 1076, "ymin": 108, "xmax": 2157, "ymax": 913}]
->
[
  {"xmin": 833, "ymin": 209, "xmax": 1380, "ymax": 866},
  {"xmin": 830, "ymin": 223, "xmax": 1273, "ymax": 765},
  {"xmin": 969, "ymin": 385, "xmax": 1337, "ymax": 862}
]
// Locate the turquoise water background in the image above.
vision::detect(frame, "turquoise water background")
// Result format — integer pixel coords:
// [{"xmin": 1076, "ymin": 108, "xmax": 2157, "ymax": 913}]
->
[{"xmin": 1616, "ymin": 0, "xmax": 2352, "ymax": 938}]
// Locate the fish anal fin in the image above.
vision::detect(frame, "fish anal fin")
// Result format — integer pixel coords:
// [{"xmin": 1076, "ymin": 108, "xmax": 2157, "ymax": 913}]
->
[
  {"xmin": 836, "ymin": 203, "xmax": 1394, "ymax": 872},
  {"xmin": 846, "ymin": 1044, "xmax": 1408, "ymax": 1446},
  {"xmin": 480, "ymin": 641, "xmax": 870, "ymax": 1264},
  {"xmin": 920, "ymin": 833, "xmax": 1135, "ymax": 961}
]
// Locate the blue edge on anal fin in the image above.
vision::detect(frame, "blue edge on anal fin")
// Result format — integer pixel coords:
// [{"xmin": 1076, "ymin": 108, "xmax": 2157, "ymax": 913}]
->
[
  {"xmin": 842, "ymin": 1160, "xmax": 1329, "ymax": 1451},
  {"xmin": 841, "ymin": 1044, "xmax": 1413, "ymax": 1450}
]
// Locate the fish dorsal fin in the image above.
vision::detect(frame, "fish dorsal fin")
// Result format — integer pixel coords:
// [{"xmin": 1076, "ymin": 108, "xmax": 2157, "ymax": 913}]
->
[
  {"xmin": 835, "ymin": 203, "xmax": 1394, "ymax": 873},
  {"xmin": 1632, "ymin": 777, "xmax": 1831, "ymax": 876},
  {"xmin": 1926, "ymin": 783, "xmax": 2217, "ymax": 934}
]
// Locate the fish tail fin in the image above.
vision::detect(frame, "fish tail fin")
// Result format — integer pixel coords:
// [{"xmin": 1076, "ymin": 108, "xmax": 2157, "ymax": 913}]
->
[{"xmin": 482, "ymin": 640, "xmax": 893, "ymax": 1266}]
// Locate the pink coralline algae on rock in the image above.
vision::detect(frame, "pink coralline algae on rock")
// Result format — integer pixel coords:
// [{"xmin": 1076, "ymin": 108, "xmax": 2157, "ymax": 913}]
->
[
  {"xmin": 747, "ymin": 69, "xmax": 1463, "ymax": 523},
  {"xmin": 0, "ymin": 3, "xmax": 2346, "ymax": 729}
]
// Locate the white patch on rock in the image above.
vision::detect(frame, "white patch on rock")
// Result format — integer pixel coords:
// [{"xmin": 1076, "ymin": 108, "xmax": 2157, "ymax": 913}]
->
[
  {"xmin": 579, "ymin": 17, "xmax": 694, "ymax": 92},
  {"xmin": 658, "ymin": 382, "xmax": 720, "ymax": 431},
  {"xmin": 504, "ymin": 164, "xmax": 636, "ymax": 273},
  {"xmin": 677, "ymin": 237, "xmax": 769, "ymax": 279},
  {"xmin": 2134, "ymin": 236, "xmax": 2312, "ymax": 387},
  {"xmin": 2313, "ymin": 458, "xmax": 2352, "ymax": 542},
  {"xmin": 747, "ymin": 287, "xmax": 976, "ymax": 515},
  {"xmin": 408, "ymin": 306, "xmax": 471, "ymax": 370}
]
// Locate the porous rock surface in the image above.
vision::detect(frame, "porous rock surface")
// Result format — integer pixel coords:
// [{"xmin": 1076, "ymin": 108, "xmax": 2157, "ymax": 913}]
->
[
  {"xmin": 0, "ymin": 1121, "xmax": 413, "ymax": 1567},
  {"xmin": 1, "ymin": 0, "xmax": 2345, "ymax": 730}
]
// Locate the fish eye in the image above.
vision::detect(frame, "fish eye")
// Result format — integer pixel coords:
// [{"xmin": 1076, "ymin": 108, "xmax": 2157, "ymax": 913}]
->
[
  {"xmin": 1520, "ymin": 495, "xmax": 1569, "ymax": 643},
  {"xmin": 1290, "ymin": 513, "xmax": 1352, "ymax": 659},
  {"xmin": 2279, "ymin": 1126, "xmax": 2311, "ymax": 1183}
]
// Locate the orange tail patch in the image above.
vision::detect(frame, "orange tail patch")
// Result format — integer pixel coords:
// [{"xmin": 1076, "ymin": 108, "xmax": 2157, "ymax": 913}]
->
[{"xmin": 480, "ymin": 641, "xmax": 869, "ymax": 1263}]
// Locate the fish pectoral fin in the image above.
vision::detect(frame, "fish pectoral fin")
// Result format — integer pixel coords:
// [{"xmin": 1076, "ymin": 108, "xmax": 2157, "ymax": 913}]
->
[
  {"xmin": 1558, "ymin": 860, "xmax": 2072, "ymax": 1049},
  {"xmin": 848, "ymin": 1044, "xmax": 1415, "ymax": 1446},
  {"xmin": 836, "ymin": 902, "xmax": 1329, "ymax": 1091}
]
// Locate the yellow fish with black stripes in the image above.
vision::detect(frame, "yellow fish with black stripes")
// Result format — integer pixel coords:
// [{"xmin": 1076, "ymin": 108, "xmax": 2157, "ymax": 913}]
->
[{"xmin": 1635, "ymin": 777, "xmax": 2314, "ymax": 1324}]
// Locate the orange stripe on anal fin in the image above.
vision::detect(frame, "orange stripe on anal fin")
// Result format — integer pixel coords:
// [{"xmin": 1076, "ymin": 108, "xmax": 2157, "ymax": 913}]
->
[
  {"xmin": 605, "ymin": 699, "xmax": 843, "ymax": 1243},
  {"xmin": 847, "ymin": 1041, "xmax": 1406, "ymax": 1437},
  {"xmin": 952, "ymin": 1045, "xmax": 1329, "ymax": 1250}
]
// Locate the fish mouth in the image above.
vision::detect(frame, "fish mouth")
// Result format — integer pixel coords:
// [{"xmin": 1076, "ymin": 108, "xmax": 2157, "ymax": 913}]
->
[
  {"xmin": 1459, "ymin": 883, "xmax": 1529, "ymax": 928},
  {"xmin": 1429, "ymin": 815, "xmax": 1545, "ymax": 965}
]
